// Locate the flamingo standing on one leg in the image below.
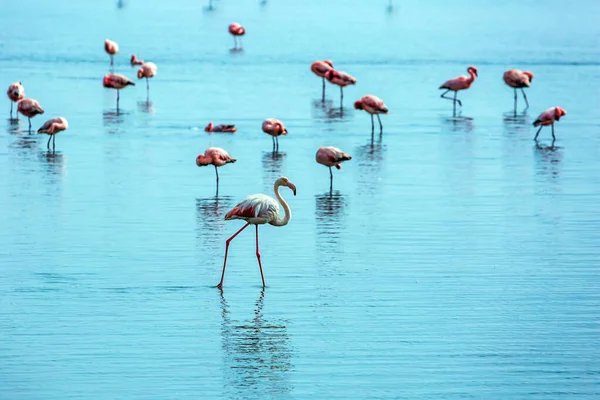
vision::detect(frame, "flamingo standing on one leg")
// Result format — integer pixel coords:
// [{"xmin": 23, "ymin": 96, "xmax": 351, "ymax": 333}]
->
[
  {"xmin": 137, "ymin": 62, "xmax": 157, "ymax": 96},
  {"xmin": 217, "ymin": 176, "xmax": 296, "ymax": 289},
  {"xmin": 103, "ymin": 74, "xmax": 135, "ymax": 111},
  {"xmin": 325, "ymin": 69, "xmax": 356, "ymax": 108},
  {"xmin": 37, "ymin": 117, "xmax": 68, "ymax": 151},
  {"xmin": 205, "ymin": 122, "xmax": 237, "ymax": 133},
  {"xmin": 262, "ymin": 118, "xmax": 288, "ymax": 151},
  {"xmin": 229, "ymin": 23, "xmax": 246, "ymax": 49},
  {"xmin": 533, "ymin": 106, "xmax": 566, "ymax": 141},
  {"xmin": 17, "ymin": 98, "xmax": 44, "ymax": 131},
  {"xmin": 503, "ymin": 69, "xmax": 534, "ymax": 115},
  {"xmin": 354, "ymin": 95, "xmax": 389, "ymax": 134},
  {"xmin": 196, "ymin": 147, "xmax": 237, "ymax": 187},
  {"xmin": 316, "ymin": 146, "xmax": 351, "ymax": 191},
  {"xmin": 104, "ymin": 39, "xmax": 119, "ymax": 70},
  {"xmin": 7, "ymin": 82, "xmax": 25, "ymax": 119},
  {"xmin": 439, "ymin": 66, "xmax": 478, "ymax": 116},
  {"xmin": 311, "ymin": 60, "xmax": 333, "ymax": 101},
  {"xmin": 130, "ymin": 54, "xmax": 144, "ymax": 66}
]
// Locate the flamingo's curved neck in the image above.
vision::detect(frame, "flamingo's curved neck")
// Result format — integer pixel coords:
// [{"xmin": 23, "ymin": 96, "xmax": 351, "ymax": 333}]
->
[
  {"xmin": 468, "ymin": 70, "xmax": 477, "ymax": 83},
  {"xmin": 271, "ymin": 183, "xmax": 291, "ymax": 226}
]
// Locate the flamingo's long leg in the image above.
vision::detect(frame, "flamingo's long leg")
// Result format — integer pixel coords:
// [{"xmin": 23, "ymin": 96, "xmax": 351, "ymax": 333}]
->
[
  {"xmin": 377, "ymin": 114, "xmax": 383, "ymax": 134},
  {"xmin": 534, "ymin": 125, "xmax": 543, "ymax": 140},
  {"xmin": 521, "ymin": 88, "xmax": 529, "ymax": 109},
  {"xmin": 217, "ymin": 222, "xmax": 250, "ymax": 289},
  {"xmin": 255, "ymin": 225, "xmax": 265, "ymax": 287}
]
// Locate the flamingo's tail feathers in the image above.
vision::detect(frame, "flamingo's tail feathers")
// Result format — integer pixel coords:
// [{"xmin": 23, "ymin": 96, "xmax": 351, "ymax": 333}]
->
[
  {"xmin": 533, "ymin": 119, "xmax": 541, "ymax": 127},
  {"xmin": 341, "ymin": 155, "xmax": 352, "ymax": 161},
  {"xmin": 335, "ymin": 164, "xmax": 342, "ymax": 170},
  {"xmin": 228, "ymin": 158, "xmax": 237, "ymax": 164}
]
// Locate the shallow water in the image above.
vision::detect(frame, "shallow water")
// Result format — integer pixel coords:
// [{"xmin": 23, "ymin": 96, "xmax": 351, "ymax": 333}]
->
[{"xmin": 2, "ymin": 0, "xmax": 600, "ymax": 398}]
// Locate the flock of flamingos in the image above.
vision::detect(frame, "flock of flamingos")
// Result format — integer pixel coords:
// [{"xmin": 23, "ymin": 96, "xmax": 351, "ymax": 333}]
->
[{"xmin": 5, "ymin": 22, "xmax": 568, "ymax": 289}]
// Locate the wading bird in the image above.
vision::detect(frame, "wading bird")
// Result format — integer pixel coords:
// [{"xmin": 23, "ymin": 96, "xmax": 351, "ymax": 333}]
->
[
  {"xmin": 130, "ymin": 54, "xmax": 144, "ymax": 66},
  {"xmin": 103, "ymin": 74, "xmax": 135, "ymax": 110},
  {"xmin": 216, "ymin": 176, "xmax": 296, "ymax": 289},
  {"xmin": 316, "ymin": 147, "xmax": 351, "ymax": 190},
  {"xmin": 137, "ymin": 62, "xmax": 157, "ymax": 95},
  {"xmin": 533, "ymin": 106, "xmax": 566, "ymax": 141},
  {"xmin": 354, "ymin": 95, "xmax": 389, "ymax": 134},
  {"xmin": 503, "ymin": 69, "xmax": 533, "ymax": 114},
  {"xmin": 104, "ymin": 39, "xmax": 119, "ymax": 69},
  {"xmin": 205, "ymin": 122, "xmax": 237, "ymax": 133},
  {"xmin": 229, "ymin": 23, "xmax": 246, "ymax": 49},
  {"xmin": 311, "ymin": 60, "xmax": 333, "ymax": 100},
  {"xmin": 439, "ymin": 66, "xmax": 478, "ymax": 116},
  {"xmin": 262, "ymin": 118, "xmax": 288, "ymax": 151},
  {"xmin": 38, "ymin": 117, "xmax": 68, "ymax": 150},
  {"xmin": 325, "ymin": 69, "xmax": 356, "ymax": 108},
  {"xmin": 17, "ymin": 98, "xmax": 44, "ymax": 130},
  {"xmin": 196, "ymin": 147, "xmax": 237, "ymax": 186},
  {"xmin": 7, "ymin": 81, "xmax": 25, "ymax": 119}
]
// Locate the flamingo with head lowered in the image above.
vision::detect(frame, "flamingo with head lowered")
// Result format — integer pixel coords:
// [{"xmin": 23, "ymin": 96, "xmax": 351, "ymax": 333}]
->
[
  {"xmin": 216, "ymin": 176, "xmax": 296, "ymax": 289},
  {"xmin": 503, "ymin": 69, "xmax": 534, "ymax": 114}
]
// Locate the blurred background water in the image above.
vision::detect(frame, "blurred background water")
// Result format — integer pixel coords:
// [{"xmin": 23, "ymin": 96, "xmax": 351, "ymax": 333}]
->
[{"xmin": 1, "ymin": 0, "xmax": 600, "ymax": 398}]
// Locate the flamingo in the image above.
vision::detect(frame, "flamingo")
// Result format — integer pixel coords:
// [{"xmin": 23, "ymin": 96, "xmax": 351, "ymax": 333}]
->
[
  {"xmin": 17, "ymin": 98, "xmax": 44, "ymax": 130},
  {"xmin": 325, "ymin": 69, "xmax": 356, "ymax": 107},
  {"xmin": 37, "ymin": 117, "xmax": 68, "ymax": 150},
  {"xmin": 354, "ymin": 95, "xmax": 389, "ymax": 134},
  {"xmin": 7, "ymin": 82, "xmax": 25, "ymax": 119},
  {"xmin": 310, "ymin": 60, "xmax": 333, "ymax": 100},
  {"xmin": 104, "ymin": 39, "xmax": 119, "ymax": 69},
  {"xmin": 130, "ymin": 54, "xmax": 144, "ymax": 66},
  {"xmin": 533, "ymin": 106, "xmax": 566, "ymax": 141},
  {"xmin": 503, "ymin": 69, "xmax": 534, "ymax": 114},
  {"xmin": 316, "ymin": 147, "xmax": 352, "ymax": 190},
  {"xmin": 217, "ymin": 176, "xmax": 296, "ymax": 289},
  {"xmin": 196, "ymin": 147, "xmax": 237, "ymax": 186},
  {"xmin": 137, "ymin": 62, "xmax": 157, "ymax": 95},
  {"xmin": 205, "ymin": 122, "xmax": 237, "ymax": 133},
  {"xmin": 439, "ymin": 66, "xmax": 478, "ymax": 116},
  {"xmin": 262, "ymin": 118, "xmax": 288, "ymax": 151},
  {"xmin": 229, "ymin": 23, "xmax": 246, "ymax": 49},
  {"xmin": 103, "ymin": 74, "xmax": 135, "ymax": 110}
]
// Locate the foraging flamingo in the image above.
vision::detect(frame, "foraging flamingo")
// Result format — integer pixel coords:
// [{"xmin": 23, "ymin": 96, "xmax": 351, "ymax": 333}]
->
[
  {"xmin": 354, "ymin": 95, "xmax": 389, "ymax": 134},
  {"xmin": 262, "ymin": 118, "xmax": 288, "ymax": 151},
  {"xmin": 17, "ymin": 98, "xmax": 44, "ymax": 130},
  {"xmin": 311, "ymin": 60, "xmax": 333, "ymax": 100},
  {"xmin": 7, "ymin": 81, "xmax": 25, "ymax": 119},
  {"xmin": 533, "ymin": 106, "xmax": 566, "ymax": 141},
  {"xmin": 37, "ymin": 117, "xmax": 68, "ymax": 150},
  {"xmin": 217, "ymin": 176, "xmax": 296, "ymax": 289},
  {"xmin": 103, "ymin": 74, "xmax": 135, "ymax": 110},
  {"xmin": 196, "ymin": 147, "xmax": 236, "ymax": 187},
  {"xmin": 503, "ymin": 69, "xmax": 534, "ymax": 113},
  {"xmin": 325, "ymin": 69, "xmax": 356, "ymax": 107},
  {"xmin": 205, "ymin": 122, "xmax": 237, "ymax": 133},
  {"xmin": 104, "ymin": 39, "xmax": 119, "ymax": 69},
  {"xmin": 130, "ymin": 54, "xmax": 144, "ymax": 66},
  {"xmin": 137, "ymin": 62, "xmax": 157, "ymax": 94},
  {"xmin": 439, "ymin": 66, "xmax": 478, "ymax": 115},
  {"xmin": 316, "ymin": 147, "xmax": 351, "ymax": 190},
  {"xmin": 229, "ymin": 23, "xmax": 246, "ymax": 49}
]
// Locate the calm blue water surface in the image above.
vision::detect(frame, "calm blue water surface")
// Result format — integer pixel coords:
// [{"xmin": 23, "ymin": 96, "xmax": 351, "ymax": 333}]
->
[{"xmin": 1, "ymin": 0, "xmax": 600, "ymax": 398}]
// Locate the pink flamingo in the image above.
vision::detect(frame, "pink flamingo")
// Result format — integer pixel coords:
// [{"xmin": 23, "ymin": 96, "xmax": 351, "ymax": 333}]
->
[
  {"xmin": 103, "ymin": 74, "xmax": 135, "ymax": 110},
  {"xmin": 130, "ymin": 54, "xmax": 144, "ymax": 66},
  {"xmin": 7, "ymin": 81, "xmax": 25, "ymax": 119},
  {"xmin": 503, "ymin": 69, "xmax": 534, "ymax": 113},
  {"xmin": 262, "ymin": 118, "xmax": 288, "ymax": 151},
  {"xmin": 316, "ymin": 146, "xmax": 352, "ymax": 190},
  {"xmin": 354, "ymin": 95, "xmax": 389, "ymax": 134},
  {"xmin": 311, "ymin": 60, "xmax": 333, "ymax": 100},
  {"xmin": 37, "ymin": 117, "xmax": 68, "ymax": 150},
  {"xmin": 137, "ymin": 62, "xmax": 157, "ymax": 94},
  {"xmin": 104, "ymin": 39, "xmax": 119, "ymax": 69},
  {"xmin": 205, "ymin": 122, "xmax": 237, "ymax": 133},
  {"xmin": 439, "ymin": 66, "xmax": 478, "ymax": 115},
  {"xmin": 325, "ymin": 69, "xmax": 356, "ymax": 107},
  {"xmin": 196, "ymin": 147, "xmax": 237, "ymax": 186},
  {"xmin": 17, "ymin": 98, "xmax": 44, "ymax": 130},
  {"xmin": 217, "ymin": 176, "xmax": 296, "ymax": 289},
  {"xmin": 229, "ymin": 23, "xmax": 246, "ymax": 49},
  {"xmin": 533, "ymin": 106, "xmax": 566, "ymax": 141}
]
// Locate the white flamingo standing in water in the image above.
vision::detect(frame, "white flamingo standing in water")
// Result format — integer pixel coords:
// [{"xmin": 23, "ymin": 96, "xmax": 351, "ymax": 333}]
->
[{"xmin": 216, "ymin": 176, "xmax": 296, "ymax": 289}]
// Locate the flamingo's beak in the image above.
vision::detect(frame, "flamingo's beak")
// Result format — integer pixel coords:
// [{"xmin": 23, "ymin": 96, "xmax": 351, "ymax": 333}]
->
[{"xmin": 287, "ymin": 182, "xmax": 297, "ymax": 196}]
